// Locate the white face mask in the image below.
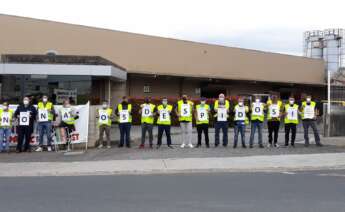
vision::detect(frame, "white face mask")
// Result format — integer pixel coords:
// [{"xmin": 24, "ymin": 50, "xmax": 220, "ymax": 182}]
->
[
  {"xmin": 102, "ymin": 104, "xmax": 108, "ymax": 108},
  {"xmin": 239, "ymin": 102, "xmax": 244, "ymax": 106},
  {"xmin": 219, "ymin": 97, "xmax": 225, "ymax": 102},
  {"xmin": 23, "ymin": 100, "xmax": 29, "ymax": 105},
  {"xmin": 255, "ymin": 99, "xmax": 260, "ymax": 103},
  {"xmin": 43, "ymin": 98, "xmax": 48, "ymax": 102},
  {"xmin": 162, "ymin": 100, "xmax": 167, "ymax": 105},
  {"xmin": 200, "ymin": 101, "xmax": 206, "ymax": 105},
  {"xmin": 3, "ymin": 106, "xmax": 8, "ymax": 110},
  {"xmin": 289, "ymin": 100, "xmax": 294, "ymax": 105},
  {"xmin": 306, "ymin": 98, "xmax": 311, "ymax": 102}
]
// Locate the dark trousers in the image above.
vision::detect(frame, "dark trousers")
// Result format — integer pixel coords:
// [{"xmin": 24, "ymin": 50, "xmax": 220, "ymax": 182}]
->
[
  {"xmin": 215, "ymin": 121, "xmax": 228, "ymax": 146},
  {"xmin": 302, "ymin": 120, "xmax": 321, "ymax": 145},
  {"xmin": 285, "ymin": 123, "xmax": 297, "ymax": 145},
  {"xmin": 234, "ymin": 122, "xmax": 246, "ymax": 147},
  {"xmin": 17, "ymin": 126, "xmax": 32, "ymax": 152},
  {"xmin": 157, "ymin": 125, "xmax": 171, "ymax": 146},
  {"xmin": 119, "ymin": 123, "xmax": 131, "ymax": 147},
  {"xmin": 268, "ymin": 121, "xmax": 280, "ymax": 144},
  {"xmin": 141, "ymin": 123, "xmax": 153, "ymax": 145},
  {"xmin": 196, "ymin": 124, "xmax": 209, "ymax": 146}
]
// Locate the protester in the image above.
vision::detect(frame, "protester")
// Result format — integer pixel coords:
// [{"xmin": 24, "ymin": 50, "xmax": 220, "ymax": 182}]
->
[
  {"xmin": 35, "ymin": 95, "xmax": 55, "ymax": 152},
  {"xmin": 301, "ymin": 95, "xmax": 323, "ymax": 147},
  {"xmin": 233, "ymin": 97, "xmax": 248, "ymax": 148},
  {"xmin": 194, "ymin": 97, "xmax": 210, "ymax": 148},
  {"xmin": 156, "ymin": 97, "xmax": 173, "ymax": 148},
  {"xmin": 96, "ymin": 100, "xmax": 113, "ymax": 149},
  {"xmin": 266, "ymin": 95, "xmax": 283, "ymax": 147},
  {"xmin": 14, "ymin": 96, "xmax": 37, "ymax": 153},
  {"xmin": 284, "ymin": 97, "xmax": 299, "ymax": 147},
  {"xmin": 116, "ymin": 96, "xmax": 132, "ymax": 148},
  {"xmin": 0, "ymin": 102, "xmax": 14, "ymax": 153},
  {"xmin": 214, "ymin": 93, "xmax": 229, "ymax": 147},
  {"xmin": 58, "ymin": 99, "xmax": 78, "ymax": 150},
  {"xmin": 139, "ymin": 97, "xmax": 156, "ymax": 149},
  {"xmin": 249, "ymin": 96, "xmax": 265, "ymax": 148},
  {"xmin": 176, "ymin": 94, "xmax": 194, "ymax": 148}
]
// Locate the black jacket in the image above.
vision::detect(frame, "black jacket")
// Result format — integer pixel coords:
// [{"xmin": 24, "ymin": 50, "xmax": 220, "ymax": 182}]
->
[{"xmin": 14, "ymin": 104, "xmax": 37, "ymax": 128}]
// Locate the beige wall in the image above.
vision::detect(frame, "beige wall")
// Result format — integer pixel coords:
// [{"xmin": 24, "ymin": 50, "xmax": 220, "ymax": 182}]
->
[{"xmin": 0, "ymin": 14, "xmax": 325, "ymax": 85}]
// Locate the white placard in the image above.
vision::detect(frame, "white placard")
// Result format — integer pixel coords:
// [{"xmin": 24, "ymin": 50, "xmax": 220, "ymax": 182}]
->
[
  {"xmin": 180, "ymin": 104, "xmax": 191, "ymax": 117},
  {"xmin": 269, "ymin": 105, "xmax": 280, "ymax": 118},
  {"xmin": 304, "ymin": 105, "xmax": 315, "ymax": 119},
  {"xmin": 287, "ymin": 107, "xmax": 298, "ymax": 120},
  {"xmin": 142, "ymin": 105, "xmax": 152, "ymax": 117},
  {"xmin": 119, "ymin": 110, "xmax": 129, "ymax": 123},
  {"xmin": 217, "ymin": 108, "xmax": 228, "ymax": 121},
  {"xmin": 252, "ymin": 103, "xmax": 263, "ymax": 116},
  {"xmin": 159, "ymin": 109, "xmax": 170, "ymax": 122},
  {"xmin": 197, "ymin": 107, "xmax": 208, "ymax": 121},
  {"xmin": 61, "ymin": 108, "xmax": 72, "ymax": 122},
  {"xmin": 1, "ymin": 112, "xmax": 11, "ymax": 126},
  {"xmin": 98, "ymin": 110, "xmax": 109, "ymax": 124},
  {"xmin": 19, "ymin": 111, "xmax": 30, "ymax": 126},
  {"xmin": 235, "ymin": 107, "xmax": 246, "ymax": 121},
  {"xmin": 38, "ymin": 109, "xmax": 49, "ymax": 122}
]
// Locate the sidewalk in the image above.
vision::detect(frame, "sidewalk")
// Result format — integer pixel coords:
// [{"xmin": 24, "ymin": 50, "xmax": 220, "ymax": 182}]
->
[{"xmin": 1, "ymin": 153, "xmax": 345, "ymax": 177}]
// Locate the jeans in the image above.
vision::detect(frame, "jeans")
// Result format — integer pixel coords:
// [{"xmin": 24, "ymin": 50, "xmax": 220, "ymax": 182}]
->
[
  {"xmin": 196, "ymin": 124, "xmax": 209, "ymax": 146},
  {"xmin": 285, "ymin": 123, "xmax": 297, "ymax": 145},
  {"xmin": 302, "ymin": 120, "xmax": 321, "ymax": 145},
  {"xmin": 249, "ymin": 121, "xmax": 263, "ymax": 146},
  {"xmin": 0, "ymin": 128, "xmax": 11, "ymax": 152},
  {"xmin": 141, "ymin": 123, "xmax": 153, "ymax": 145},
  {"xmin": 180, "ymin": 122, "xmax": 192, "ymax": 145},
  {"xmin": 215, "ymin": 121, "xmax": 228, "ymax": 146},
  {"xmin": 99, "ymin": 125, "xmax": 111, "ymax": 146},
  {"xmin": 119, "ymin": 123, "xmax": 131, "ymax": 147},
  {"xmin": 234, "ymin": 121, "xmax": 246, "ymax": 147},
  {"xmin": 37, "ymin": 121, "xmax": 53, "ymax": 147},
  {"xmin": 157, "ymin": 125, "xmax": 172, "ymax": 146},
  {"xmin": 268, "ymin": 121, "xmax": 280, "ymax": 144},
  {"xmin": 17, "ymin": 126, "xmax": 33, "ymax": 152}
]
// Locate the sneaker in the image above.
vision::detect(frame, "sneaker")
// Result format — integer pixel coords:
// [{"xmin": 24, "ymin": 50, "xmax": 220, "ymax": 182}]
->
[
  {"xmin": 188, "ymin": 144, "xmax": 194, "ymax": 148},
  {"xmin": 168, "ymin": 145, "xmax": 174, "ymax": 149},
  {"xmin": 206, "ymin": 144, "xmax": 210, "ymax": 148},
  {"xmin": 35, "ymin": 147, "xmax": 43, "ymax": 152},
  {"xmin": 149, "ymin": 144, "xmax": 153, "ymax": 149},
  {"xmin": 249, "ymin": 145, "xmax": 253, "ymax": 148},
  {"xmin": 274, "ymin": 144, "xmax": 279, "ymax": 148},
  {"xmin": 316, "ymin": 143, "xmax": 323, "ymax": 147},
  {"xmin": 259, "ymin": 144, "xmax": 264, "ymax": 148},
  {"xmin": 97, "ymin": 144, "xmax": 103, "ymax": 149},
  {"xmin": 196, "ymin": 144, "xmax": 201, "ymax": 148},
  {"xmin": 139, "ymin": 144, "xmax": 145, "ymax": 149},
  {"xmin": 107, "ymin": 145, "xmax": 111, "ymax": 149},
  {"xmin": 156, "ymin": 145, "xmax": 161, "ymax": 149},
  {"xmin": 242, "ymin": 145, "xmax": 247, "ymax": 148},
  {"xmin": 180, "ymin": 143, "xmax": 186, "ymax": 148},
  {"xmin": 267, "ymin": 143, "xmax": 271, "ymax": 148},
  {"xmin": 47, "ymin": 146, "xmax": 52, "ymax": 152},
  {"xmin": 233, "ymin": 145, "xmax": 237, "ymax": 149}
]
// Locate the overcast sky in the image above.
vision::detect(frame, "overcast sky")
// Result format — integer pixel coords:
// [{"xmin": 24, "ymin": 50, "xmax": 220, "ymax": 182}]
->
[{"xmin": 1, "ymin": 0, "xmax": 344, "ymax": 56}]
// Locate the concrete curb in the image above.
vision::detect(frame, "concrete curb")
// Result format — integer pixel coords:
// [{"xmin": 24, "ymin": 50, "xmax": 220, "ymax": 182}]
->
[{"xmin": 1, "ymin": 153, "xmax": 345, "ymax": 177}]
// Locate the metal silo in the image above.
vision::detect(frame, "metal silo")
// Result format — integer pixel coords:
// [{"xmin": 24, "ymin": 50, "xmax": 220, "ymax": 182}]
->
[
  {"xmin": 322, "ymin": 29, "xmax": 345, "ymax": 74},
  {"xmin": 303, "ymin": 30, "xmax": 324, "ymax": 59}
]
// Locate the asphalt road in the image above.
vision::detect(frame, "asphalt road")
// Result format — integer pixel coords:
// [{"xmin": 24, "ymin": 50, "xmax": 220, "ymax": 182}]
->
[{"xmin": 1, "ymin": 170, "xmax": 345, "ymax": 212}]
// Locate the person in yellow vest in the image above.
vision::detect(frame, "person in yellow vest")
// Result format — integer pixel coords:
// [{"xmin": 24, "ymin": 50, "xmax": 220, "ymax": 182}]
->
[
  {"xmin": 0, "ymin": 102, "xmax": 14, "ymax": 153},
  {"xmin": 116, "ymin": 96, "xmax": 132, "ymax": 148},
  {"xmin": 156, "ymin": 97, "xmax": 173, "ymax": 149},
  {"xmin": 175, "ymin": 94, "xmax": 194, "ymax": 148},
  {"xmin": 214, "ymin": 93, "xmax": 230, "ymax": 147},
  {"xmin": 59, "ymin": 99, "xmax": 78, "ymax": 148},
  {"xmin": 233, "ymin": 97, "xmax": 249, "ymax": 148},
  {"xmin": 283, "ymin": 97, "xmax": 299, "ymax": 147},
  {"xmin": 249, "ymin": 96, "xmax": 265, "ymax": 148},
  {"xmin": 36, "ymin": 95, "xmax": 55, "ymax": 152},
  {"xmin": 300, "ymin": 95, "xmax": 322, "ymax": 147},
  {"xmin": 96, "ymin": 100, "xmax": 113, "ymax": 149},
  {"xmin": 139, "ymin": 97, "xmax": 156, "ymax": 149},
  {"xmin": 194, "ymin": 97, "xmax": 210, "ymax": 148},
  {"xmin": 266, "ymin": 95, "xmax": 283, "ymax": 148}
]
